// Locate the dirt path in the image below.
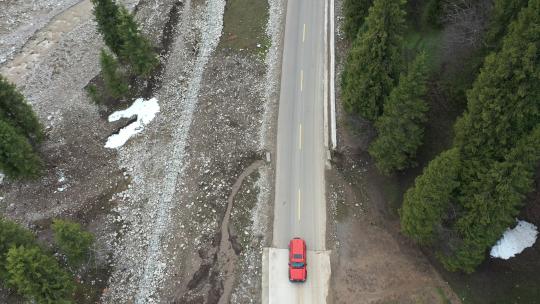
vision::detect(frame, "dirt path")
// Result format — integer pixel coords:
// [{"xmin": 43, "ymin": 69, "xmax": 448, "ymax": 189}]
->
[
  {"xmin": 218, "ymin": 160, "xmax": 265, "ymax": 304},
  {"xmin": 0, "ymin": 0, "xmax": 93, "ymax": 84}
]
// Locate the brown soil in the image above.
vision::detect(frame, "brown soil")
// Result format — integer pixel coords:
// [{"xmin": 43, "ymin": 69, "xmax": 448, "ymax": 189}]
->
[{"xmin": 327, "ymin": 143, "xmax": 460, "ymax": 304}]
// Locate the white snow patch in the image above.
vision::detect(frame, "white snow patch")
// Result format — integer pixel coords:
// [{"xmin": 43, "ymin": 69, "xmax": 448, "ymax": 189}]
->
[
  {"xmin": 490, "ymin": 220, "xmax": 538, "ymax": 260},
  {"xmin": 105, "ymin": 98, "xmax": 160, "ymax": 149},
  {"xmin": 0, "ymin": 172, "xmax": 4, "ymax": 184}
]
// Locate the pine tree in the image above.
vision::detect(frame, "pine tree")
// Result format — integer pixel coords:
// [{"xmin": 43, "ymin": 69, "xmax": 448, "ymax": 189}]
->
[
  {"xmin": 117, "ymin": 7, "xmax": 158, "ymax": 76},
  {"xmin": 0, "ymin": 218, "xmax": 36, "ymax": 280},
  {"xmin": 0, "ymin": 120, "xmax": 42, "ymax": 179},
  {"xmin": 100, "ymin": 49, "xmax": 128, "ymax": 99},
  {"xmin": 6, "ymin": 246, "xmax": 74, "ymax": 304},
  {"xmin": 407, "ymin": 0, "xmax": 540, "ymax": 272},
  {"xmin": 442, "ymin": 125, "xmax": 540, "ymax": 272},
  {"xmin": 400, "ymin": 148, "xmax": 460, "ymax": 245},
  {"xmin": 0, "ymin": 75, "xmax": 44, "ymax": 143},
  {"xmin": 343, "ymin": 0, "xmax": 373, "ymax": 40},
  {"xmin": 369, "ymin": 53, "xmax": 429, "ymax": 174},
  {"xmin": 91, "ymin": 0, "xmax": 124, "ymax": 55},
  {"xmin": 454, "ymin": 0, "xmax": 540, "ymax": 166},
  {"xmin": 52, "ymin": 219, "xmax": 94, "ymax": 265},
  {"xmin": 341, "ymin": 0, "xmax": 406, "ymax": 121},
  {"xmin": 485, "ymin": 0, "xmax": 529, "ymax": 48}
]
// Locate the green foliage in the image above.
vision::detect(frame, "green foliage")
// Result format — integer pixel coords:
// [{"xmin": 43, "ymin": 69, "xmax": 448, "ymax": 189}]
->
[
  {"xmin": 100, "ymin": 49, "xmax": 129, "ymax": 99},
  {"xmin": 442, "ymin": 126, "xmax": 540, "ymax": 273},
  {"xmin": 0, "ymin": 75, "xmax": 44, "ymax": 143},
  {"xmin": 52, "ymin": 219, "xmax": 94, "ymax": 266},
  {"xmin": 401, "ymin": 0, "xmax": 540, "ymax": 273},
  {"xmin": 0, "ymin": 119, "xmax": 42, "ymax": 179},
  {"xmin": 484, "ymin": 0, "xmax": 529, "ymax": 49},
  {"xmin": 85, "ymin": 84, "xmax": 101, "ymax": 104},
  {"xmin": 343, "ymin": 0, "xmax": 373, "ymax": 40},
  {"xmin": 0, "ymin": 218, "xmax": 36, "ymax": 280},
  {"xmin": 454, "ymin": 0, "xmax": 540, "ymax": 165},
  {"xmin": 400, "ymin": 148, "xmax": 460, "ymax": 245},
  {"xmin": 91, "ymin": 0, "xmax": 124, "ymax": 55},
  {"xmin": 6, "ymin": 246, "xmax": 74, "ymax": 304},
  {"xmin": 369, "ymin": 53, "xmax": 429, "ymax": 174},
  {"xmin": 421, "ymin": 0, "xmax": 443, "ymax": 28},
  {"xmin": 91, "ymin": 0, "xmax": 158, "ymax": 80},
  {"xmin": 117, "ymin": 7, "xmax": 159, "ymax": 76},
  {"xmin": 341, "ymin": 0, "xmax": 406, "ymax": 121}
]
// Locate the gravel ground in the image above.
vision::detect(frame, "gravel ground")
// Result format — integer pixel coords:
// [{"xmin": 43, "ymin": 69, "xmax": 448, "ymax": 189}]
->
[
  {"xmin": 0, "ymin": 0, "xmax": 79, "ymax": 64},
  {"xmin": 0, "ymin": 0, "xmax": 283, "ymax": 303}
]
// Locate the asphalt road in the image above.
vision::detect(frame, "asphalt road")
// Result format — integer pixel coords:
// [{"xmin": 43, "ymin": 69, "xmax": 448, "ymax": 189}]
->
[
  {"xmin": 272, "ymin": 0, "xmax": 327, "ymax": 251},
  {"xmin": 263, "ymin": 0, "xmax": 331, "ymax": 302}
]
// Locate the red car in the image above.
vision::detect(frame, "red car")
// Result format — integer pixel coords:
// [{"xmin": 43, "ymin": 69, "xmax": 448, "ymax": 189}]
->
[{"xmin": 288, "ymin": 237, "xmax": 307, "ymax": 282}]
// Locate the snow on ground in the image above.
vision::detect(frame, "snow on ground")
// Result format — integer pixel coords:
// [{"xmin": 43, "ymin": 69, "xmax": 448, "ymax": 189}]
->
[
  {"xmin": 491, "ymin": 220, "xmax": 538, "ymax": 260},
  {"xmin": 105, "ymin": 98, "xmax": 160, "ymax": 149}
]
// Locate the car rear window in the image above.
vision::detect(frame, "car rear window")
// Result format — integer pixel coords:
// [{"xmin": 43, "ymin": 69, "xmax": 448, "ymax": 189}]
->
[{"xmin": 293, "ymin": 254, "xmax": 303, "ymax": 259}]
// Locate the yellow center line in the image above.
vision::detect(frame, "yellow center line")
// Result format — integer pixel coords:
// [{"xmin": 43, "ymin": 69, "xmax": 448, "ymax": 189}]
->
[
  {"xmin": 299, "ymin": 123, "xmax": 302, "ymax": 150},
  {"xmin": 300, "ymin": 70, "xmax": 304, "ymax": 92},
  {"xmin": 297, "ymin": 189, "xmax": 301, "ymax": 222},
  {"xmin": 300, "ymin": 70, "xmax": 303, "ymax": 92},
  {"xmin": 303, "ymin": 23, "xmax": 306, "ymax": 42}
]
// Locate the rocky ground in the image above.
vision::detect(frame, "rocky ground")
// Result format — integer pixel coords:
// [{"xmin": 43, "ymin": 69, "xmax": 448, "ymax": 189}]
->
[{"xmin": 0, "ymin": 0, "xmax": 282, "ymax": 303}]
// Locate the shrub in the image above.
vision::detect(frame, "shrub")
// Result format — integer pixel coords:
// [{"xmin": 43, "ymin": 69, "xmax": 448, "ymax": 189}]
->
[
  {"xmin": 85, "ymin": 84, "xmax": 101, "ymax": 104},
  {"xmin": 0, "ymin": 218, "xmax": 36, "ymax": 279},
  {"xmin": 52, "ymin": 219, "xmax": 94, "ymax": 266},
  {"xmin": 0, "ymin": 119, "xmax": 42, "ymax": 179},
  {"xmin": 6, "ymin": 246, "xmax": 74, "ymax": 304}
]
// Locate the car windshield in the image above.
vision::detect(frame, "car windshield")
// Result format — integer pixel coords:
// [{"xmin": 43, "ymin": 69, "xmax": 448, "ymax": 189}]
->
[
  {"xmin": 293, "ymin": 254, "xmax": 303, "ymax": 259},
  {"xmin": 291, "ymin": 262, "xmax": 304, "ymax": 268}
]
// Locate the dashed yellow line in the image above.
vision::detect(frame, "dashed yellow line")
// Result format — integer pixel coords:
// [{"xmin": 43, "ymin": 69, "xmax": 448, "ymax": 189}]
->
[
  {"xmin": 299, "ymin": 124, "xmax": 302, "ymax": 150},
  {"xmin": 303, "ymin": 24, "xmax": 306, "ymax": 42},
  {"xmin": 300, "ymin": 70, "xmax": 303, "ymax": 92},
  {"xmin": 297, "ymin": 189, "xmax": 301, "ymax": 222}
]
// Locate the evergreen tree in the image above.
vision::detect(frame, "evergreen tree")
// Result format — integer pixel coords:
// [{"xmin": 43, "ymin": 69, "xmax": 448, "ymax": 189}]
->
[
  {"xmin": 402, "ymin": 0, "xmax": 540, "ymax": 272},
  {"xmin": 442, "ymin": 126, "xmax": 540, "ymax": 272},
  {"xmin": 117, "ymin": 7, "xmax": 159, "ymax": 76},
  {"xmin": 343, "ymin": 0, "xmax": 373, "ymax": 40},
  {"xmin": 52, "ymin": 219, "xmax": 94, "ymax": 265},
  {"xmin": 100, "ymin": 49, "xmax": 129, "ymax": 99},
  {"xmin": 400, "ymin": 148, "xmax": 460, "ymax": 245},
  {"xmin": 6, "ymin": 246, "xmax": 74, "ymax": 304},
  {"xmin": 454, "ymin": 0, "xmax": 540, "ymax": 166},
  {"xmin": 0, "ymin": 120, "xmax": 42, "ymax": 179},
  {"xmin": 91, "ymin": 0, "xmax": 124, "ymax": 55},
  {"xmin": 341, "ymin": 0, "xmax": 406, "ymax": 121},
  {"xmin": 485, "ymin": 0, "xmax": 529, "ymax": 48},
  {"xmin": 369, "ymin": 53, "xmax": 429, "ymax": 174},
  {"xmin": 0, "ymin": 218, "xmax": 36, "ymax": 280},
  {"xmin": 0, "ymin": 75, "xmax": 44, "ymax": 143}
]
